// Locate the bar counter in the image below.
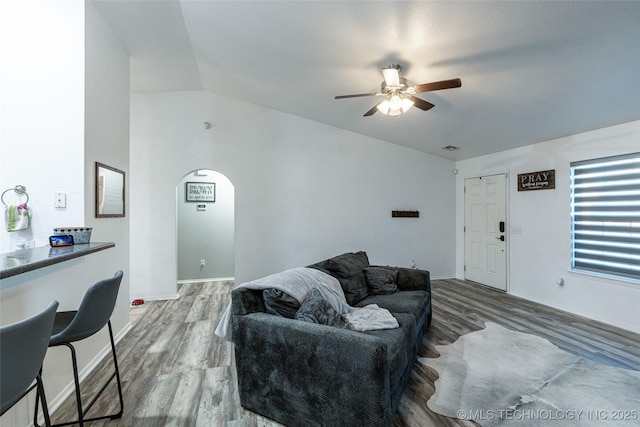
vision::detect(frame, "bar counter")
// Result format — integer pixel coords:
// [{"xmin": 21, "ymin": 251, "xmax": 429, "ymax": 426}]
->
[{"xmin": 0, "ymin": 242, "xmax": 115, "ymax": 279}]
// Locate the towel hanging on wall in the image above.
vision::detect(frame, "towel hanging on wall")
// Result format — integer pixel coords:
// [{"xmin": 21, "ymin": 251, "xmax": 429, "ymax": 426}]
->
[
  {"xmin": 2, "ymin": 185, "xmax": 31, "ymax": 232},
  {"xmin": 6, "ymin": 203, "xmax": 31, "ymax": 232}
]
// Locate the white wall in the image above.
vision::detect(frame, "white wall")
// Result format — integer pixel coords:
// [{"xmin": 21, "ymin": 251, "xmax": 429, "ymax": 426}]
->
[
  {"xmin": 130, "ymin": 90, "xmax": 456, "ymax": 300},
  {"xmin": 83, "ymin": 0, "xmax": 130, "ymax": 355},
  {"xmin": 0, "ymin": 0, "xmax": 85, "ymax": 252},
  {"xmin": 455, "ymin": 120, "xmax": 640, "ymax": 334},
  {"xmin": 177, "ymin": 170, "xmax": 234, "ymax": 281},
  {"xmin": 0, "ymin": 2, "xmax": 131, "ymax": 425}
]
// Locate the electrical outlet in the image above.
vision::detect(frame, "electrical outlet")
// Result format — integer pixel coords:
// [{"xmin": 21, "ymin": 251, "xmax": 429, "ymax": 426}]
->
[
  {"xmin": 54, "ymin": 192, "xmax": 66, "ymax": 208},
  {"xmin": 15, "ymin": 240, "xmax": 35, "ymax": 250},
  {"xmin": 200, "ymin": 259, "xmax": 205, "ymax": 267}
]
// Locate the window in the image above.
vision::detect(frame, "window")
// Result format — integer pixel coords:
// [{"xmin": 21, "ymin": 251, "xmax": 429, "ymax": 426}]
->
[{"xmin": 570, "ymin": 152, "xmax": 640, "ymax": 282}]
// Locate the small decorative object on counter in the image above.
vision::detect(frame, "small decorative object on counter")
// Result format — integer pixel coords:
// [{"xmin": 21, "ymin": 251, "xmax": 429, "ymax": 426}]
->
[{"xmin": 53, "ymin": 227, "xmax": 92, "ymax": 244}]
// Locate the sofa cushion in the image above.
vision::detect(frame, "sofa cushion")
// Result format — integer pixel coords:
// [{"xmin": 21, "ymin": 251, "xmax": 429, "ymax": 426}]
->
[
  {"xmin": 358, "ymin": 290, "xmax": 428, "ymax": 314},
  {"xmin": 365, "ymin": 267, "xmax": 398, "ymax": 295},
  {"xmin": 359, "ymin": 290, "xmax": 431, "ymax": 345},
  {"xmin": 295, "ymin": 288, "xmax": 348, "ymax": 328},
  {"xmin": 308, "ymin": 251, "xmax": 370, "ymax": 305},
  {"xmin": 263, "ymin": 288, "xmax": 300, "ymax": 318}
]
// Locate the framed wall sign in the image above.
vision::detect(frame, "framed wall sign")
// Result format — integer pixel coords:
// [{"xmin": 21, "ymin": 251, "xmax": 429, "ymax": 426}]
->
[
  {"xmin": 96, "ymin": 162, "xmax": 125, "ymax": 217},
  {"xmin": 517, "ymin": 169, "xmax": 555, "ymax": 191},
  {"xmin": 186, "ymin": 182, "xmax": 215, "ymax": 202}
]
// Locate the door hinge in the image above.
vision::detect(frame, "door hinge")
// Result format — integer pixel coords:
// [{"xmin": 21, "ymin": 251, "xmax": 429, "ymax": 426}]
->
[{"xmin": 464, "ymin": 265, "xmax": 466, "ymax": 272}]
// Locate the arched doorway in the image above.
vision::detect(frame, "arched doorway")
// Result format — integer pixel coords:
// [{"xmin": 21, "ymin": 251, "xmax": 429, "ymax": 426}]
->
[{"xmin": 176, "ymin": 169, "xmax": 234, "ymax": 282}]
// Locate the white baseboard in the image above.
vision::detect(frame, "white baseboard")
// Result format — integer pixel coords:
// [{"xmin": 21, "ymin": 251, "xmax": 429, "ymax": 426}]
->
[
  {"xmin": 129, "ymin": 293, "xmax": 179, "ymax": 306},
  {"xmin": 430, "ymin": 275, "xmax": 456, "ymax": 280},
  {"xmin": 177, "ymin": 276, "xmax": 234, "ymax": 284}
]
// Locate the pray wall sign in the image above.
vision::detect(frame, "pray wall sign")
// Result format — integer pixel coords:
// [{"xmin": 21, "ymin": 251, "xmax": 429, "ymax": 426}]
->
[{"xmin": 517, "ymin": 169, "xmax": 555, "ymax": 191}]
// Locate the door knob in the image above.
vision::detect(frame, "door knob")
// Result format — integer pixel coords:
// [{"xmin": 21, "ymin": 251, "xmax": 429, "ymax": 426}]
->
[{"xmin": 496, "ymin": 235, "xmax": 505, "ymax": 241}]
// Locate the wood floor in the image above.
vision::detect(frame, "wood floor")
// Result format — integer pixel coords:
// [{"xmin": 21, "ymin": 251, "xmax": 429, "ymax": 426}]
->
[{"xmin": 49, "ymin": 279, "xmax": 640, "ymax": 427}]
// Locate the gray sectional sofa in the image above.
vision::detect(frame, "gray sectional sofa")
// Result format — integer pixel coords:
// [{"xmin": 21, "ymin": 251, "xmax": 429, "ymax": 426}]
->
[{"xmin": 231, "ymin": 251, "xmax": 432, "ymax": 427}]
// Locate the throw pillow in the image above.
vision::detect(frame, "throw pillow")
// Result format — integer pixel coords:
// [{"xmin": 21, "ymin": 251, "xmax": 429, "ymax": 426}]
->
[
  {"xmin": 364, "ymin": 267, "xmax": 398, "ymax": 295},
  {"xmin": 396, "ymin": 268, "xmax": 429, "ymax": 291},
  {"xmin": 263, "ymin": 288, "xmax": 300, "ymax": 318},
  {"xmin": 309, "ymin": 251, "xmax": 370, "ymax": 305},
  {"xmin": 295, "ymin": 288, "xmax": 348, "ymax": 328}
]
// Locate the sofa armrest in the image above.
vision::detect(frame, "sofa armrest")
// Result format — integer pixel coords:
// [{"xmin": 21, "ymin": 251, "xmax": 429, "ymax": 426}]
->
[
  {"xmin": 233, "ymin": 312, "xmax": 392, "ymax": 427},
  {"xmin": 370, "ymin": 265, "xmax": 431, "ymax": 292}
]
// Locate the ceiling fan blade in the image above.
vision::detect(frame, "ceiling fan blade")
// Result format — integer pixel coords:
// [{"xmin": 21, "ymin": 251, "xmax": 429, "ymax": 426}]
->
[
  {"xmin": 414, "ymin": 78, "xmax": 462, "ymax": 93},
  {"xmin": 409, "ymin": 96, "xmax": 435, "ymax": 111},
  {"xmin": 363, "ymin": 102, "xmax": 381, "ymax": 117},
  {"xmin": 335, "ymin": 92, "xmax": 379, "ymax": 99}
]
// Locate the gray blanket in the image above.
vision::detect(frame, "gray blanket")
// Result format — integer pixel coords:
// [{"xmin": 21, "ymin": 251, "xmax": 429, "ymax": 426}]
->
[
  {"xmin": 215, "ymin": 266, "xmax": 398, "ymax": 340},
  {"xmin": 215, "ymin": 267, "xmax": 350, "ymax": 340}
]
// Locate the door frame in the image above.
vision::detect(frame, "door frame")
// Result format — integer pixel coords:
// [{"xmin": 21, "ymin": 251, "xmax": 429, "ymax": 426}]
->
[{"xmin": 463, "ymin": 171, "xmax": 510, "ymax": 291}]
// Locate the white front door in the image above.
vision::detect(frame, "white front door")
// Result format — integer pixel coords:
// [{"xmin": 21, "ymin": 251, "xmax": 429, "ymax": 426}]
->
[{"xmin": 464, "ymin": 174, "xmax": 507, "ymax": 291}]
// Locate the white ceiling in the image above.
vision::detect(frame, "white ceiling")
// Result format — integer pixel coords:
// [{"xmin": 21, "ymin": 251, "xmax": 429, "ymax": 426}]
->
[{"xmin": 92, "ymin": 1, "xmax": 640, "ymax": 161}]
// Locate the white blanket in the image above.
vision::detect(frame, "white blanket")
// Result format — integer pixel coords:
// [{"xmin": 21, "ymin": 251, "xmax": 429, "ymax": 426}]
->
[
  {"xmin": 345, "ymin": 304, "xmax": 399, "ymax": 331},
  {"xmin": 214, "ymin": 267, "xmax": 399, "ymax": 341}
]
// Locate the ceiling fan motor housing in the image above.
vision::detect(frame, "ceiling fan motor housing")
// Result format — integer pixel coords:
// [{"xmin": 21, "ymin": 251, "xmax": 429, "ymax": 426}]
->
[{"xmin": 381, "ymin": 76, "xmax": 410, "ymax": 94}]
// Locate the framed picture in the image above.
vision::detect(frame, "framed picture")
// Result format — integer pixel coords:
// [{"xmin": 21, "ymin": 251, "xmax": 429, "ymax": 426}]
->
[
  {"xmin": 186, "ymin": 182, "xmax": 215, "ymax": 202},
  {"xmin": 517, "ymin": 169, "xmax": 555, "ymax": 191},
  {"xmin": 95, "ymin": 162, "xmax": 125, "ymax": 218}
]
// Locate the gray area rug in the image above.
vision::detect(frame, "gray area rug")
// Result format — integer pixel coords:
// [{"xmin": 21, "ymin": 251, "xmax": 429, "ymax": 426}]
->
[{"xmin": 419, "ymin": 322, "xmax": 640, "ymax": 426}]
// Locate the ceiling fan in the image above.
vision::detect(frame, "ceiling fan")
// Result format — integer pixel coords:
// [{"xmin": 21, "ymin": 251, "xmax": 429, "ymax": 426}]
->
[{"xmin": 335, "ymin": 64, "xmax": 461, "ymax": 117}]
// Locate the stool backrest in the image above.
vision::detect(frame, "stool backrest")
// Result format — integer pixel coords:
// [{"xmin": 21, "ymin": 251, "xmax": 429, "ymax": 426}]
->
[
  {"xmin": 51, "ymin": 270, "xmax": 123, "ymax": 344},
  {"xmin": 0, "ymin": 300, "xmax": 59, "ymax": 415}
]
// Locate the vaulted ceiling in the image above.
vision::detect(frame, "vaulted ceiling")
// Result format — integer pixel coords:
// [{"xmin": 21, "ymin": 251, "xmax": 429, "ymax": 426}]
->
[{"xmin": 92, "ymin": 1, "xmax": 640, "ymax": 160}]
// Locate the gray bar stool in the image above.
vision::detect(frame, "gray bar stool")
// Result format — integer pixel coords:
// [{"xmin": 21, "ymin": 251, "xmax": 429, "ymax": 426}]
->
[
  {"xmin": 1, "ymin": 300, "xmax": 59, "ymax": 427},
  {"xmin": 36, "ymin": 271, "xmax": 124, "ymax": 427}
]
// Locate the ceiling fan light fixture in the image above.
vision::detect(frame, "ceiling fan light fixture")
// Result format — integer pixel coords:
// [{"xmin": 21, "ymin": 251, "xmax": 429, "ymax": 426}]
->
[
  {"xmin": 389, "ymin": 94, "xmax": 403, "ymax": 110},
  {"xmin": 400, "ymin": 97, "xmax": 414, "ymax": 112},
  {"xmin": 377, "ymin": 94, "xmax": 414, "ymax": 116},
  {"xmin": 377, "ymin": 99, "xmax": 391, "ymax": 115}
]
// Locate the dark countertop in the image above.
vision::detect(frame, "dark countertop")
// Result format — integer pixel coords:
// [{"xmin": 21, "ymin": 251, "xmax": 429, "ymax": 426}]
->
[{"xmin": 0, "ymin": 242, "xmax": 115, "ymax": 279}]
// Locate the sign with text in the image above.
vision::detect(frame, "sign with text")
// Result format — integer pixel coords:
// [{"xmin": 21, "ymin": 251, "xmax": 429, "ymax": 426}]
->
[
  {"xmin": 517, "ymin": 170, "xmax": 555, "ymax": 191},
  {"xmin": 186, "ymin": 182, "xmax": 215, "ymax": 202}
]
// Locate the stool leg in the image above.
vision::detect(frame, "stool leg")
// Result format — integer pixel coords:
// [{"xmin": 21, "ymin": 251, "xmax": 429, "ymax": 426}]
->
[
  {"xmin": 65, "ymin": 342, "xmax": 85, "ymax": 427},
  {"xmin": 107, "ymin": 320, "xmax": 124, "ymax": 418},
  {"xmin": 36, "ymin": 343, "xmax": 85, "ymax": 427},
  {"xmin": 36, "ymin": 325, "xmax": 124, "ymax": 426},
  {"xmin": 32, "ymin": 369, "xmax": 52, "ymax": 427},
  {"xmin": 36, "ymin": 373, "xmax": 52, "ymax": 427}
]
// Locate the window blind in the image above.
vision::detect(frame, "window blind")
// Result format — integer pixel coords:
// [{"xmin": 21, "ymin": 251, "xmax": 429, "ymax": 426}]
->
[{"xmin": 570, "ymin": 152, "xmax": 640, "ymax": 281}]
